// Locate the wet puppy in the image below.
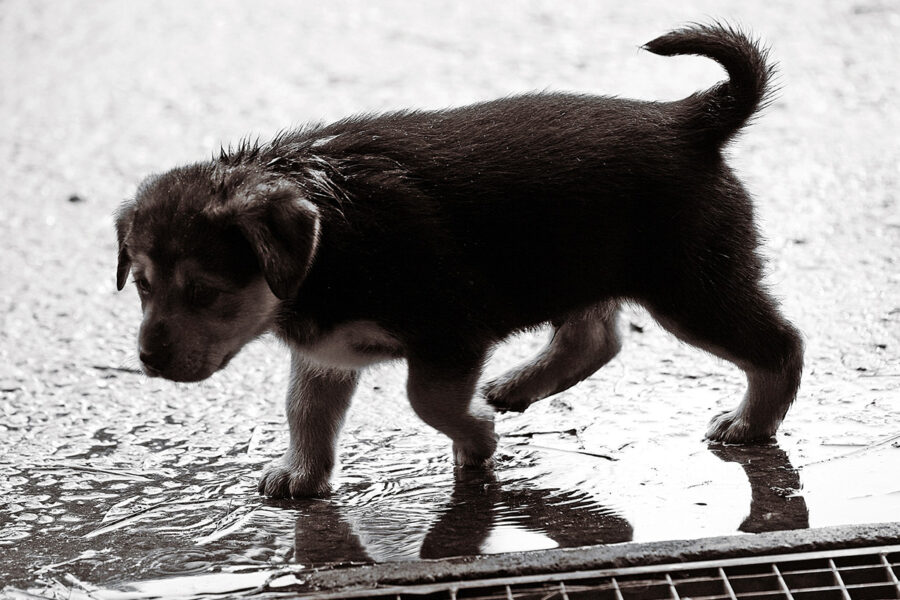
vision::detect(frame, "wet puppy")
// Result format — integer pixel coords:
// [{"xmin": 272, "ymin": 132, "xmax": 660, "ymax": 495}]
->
[{"xmin": 115, "ymin": 23, "xmax": 803, "ymax": 498}]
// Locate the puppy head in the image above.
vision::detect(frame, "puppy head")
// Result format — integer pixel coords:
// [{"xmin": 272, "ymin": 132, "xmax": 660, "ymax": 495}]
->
[{"xmin": 116, "ymin": 164, "xmax": 320, "ymax": 382}]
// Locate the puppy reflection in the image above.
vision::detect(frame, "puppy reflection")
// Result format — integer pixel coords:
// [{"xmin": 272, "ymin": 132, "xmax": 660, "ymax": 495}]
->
[
  {"xmin": 709, "ymin": 442, "xmax": 808, "ymax": 532},
  {"xmin": 287, "ymin": 472, "xmax": 631, "ymax": 564},
  {"xmin": 421, "ymin": 470, "xmax": 631, "ymax": 559}
]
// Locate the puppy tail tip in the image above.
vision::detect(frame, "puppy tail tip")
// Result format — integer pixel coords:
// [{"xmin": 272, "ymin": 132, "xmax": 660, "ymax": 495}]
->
[{"xmin": 644, "ymin": 21, "xmax": 776, "ymax": 147}]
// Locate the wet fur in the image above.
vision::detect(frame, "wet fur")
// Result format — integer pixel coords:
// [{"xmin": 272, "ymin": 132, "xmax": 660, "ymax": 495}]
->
[{"xmin": 116, "ymin": 24, "xmax": 803, "ymax": 498}]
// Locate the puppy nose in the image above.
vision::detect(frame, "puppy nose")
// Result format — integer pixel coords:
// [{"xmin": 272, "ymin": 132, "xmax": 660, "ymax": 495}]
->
[
  {"xmin": 139, "ymin": 346, "xmax": 170, "ymax": 372},
  {"xmin": 139, "ymin": 319, "xmax": 171, "ymax": 373}
]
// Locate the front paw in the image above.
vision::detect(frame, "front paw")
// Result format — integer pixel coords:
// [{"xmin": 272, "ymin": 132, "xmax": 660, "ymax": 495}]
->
[
  {"xmin": 453, "ymin": 423, "xmax": 499, "ymax": 468},
  {"xmin": 706, "ymin": 409, "xmax": 776, "ymax": 444},
  {"xmin": 258, "ymin": 458, "xmax": 330, "ymax": 499}
]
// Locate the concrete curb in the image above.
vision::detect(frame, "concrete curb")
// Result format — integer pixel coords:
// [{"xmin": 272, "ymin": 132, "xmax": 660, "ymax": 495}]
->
[{"xmin": 289, "ymin": 522, "xmax": 900, "ymax": 594}]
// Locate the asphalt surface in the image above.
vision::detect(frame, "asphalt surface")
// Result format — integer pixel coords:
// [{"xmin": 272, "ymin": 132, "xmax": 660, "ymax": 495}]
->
[{"xmin": 1, "ymin": 0, "xmax": 898, "ymax": 596}]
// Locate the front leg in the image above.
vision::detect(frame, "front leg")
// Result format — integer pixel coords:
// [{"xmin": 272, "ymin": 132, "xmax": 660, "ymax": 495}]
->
[
  {"xmin": 258, "ymin": 351, "xmax": 358, "ymax": 498},
  {"xmin": 406, "ymin": 348, "xmax": 497, "ymax": 467}
]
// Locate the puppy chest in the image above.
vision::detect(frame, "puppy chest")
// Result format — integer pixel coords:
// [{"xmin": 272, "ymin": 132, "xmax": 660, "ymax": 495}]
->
[{"xmin": 302, "ymin": 321, "xmax": 404, "ymax": 369}]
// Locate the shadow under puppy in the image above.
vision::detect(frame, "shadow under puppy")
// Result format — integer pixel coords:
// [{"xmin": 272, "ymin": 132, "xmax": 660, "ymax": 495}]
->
[{"xmin": 115, "ymin": 23, "xmax": 803, "ymax": 498}]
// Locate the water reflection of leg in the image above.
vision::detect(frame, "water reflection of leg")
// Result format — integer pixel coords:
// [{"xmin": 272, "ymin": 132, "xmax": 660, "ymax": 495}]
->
[
  {"xmin": 420, "ymin": 470, "xmax": 497, "ymax": 559},
  {"xmin": 506, "ymin": 487, "xmax": 633, "ymax": 548},
  {"xmin": 709, "ymin": 443, "xmax": 809, "ymax": 533},
  {"xmin": 292, "ymin": 499, "xmax": 371, "ymax": 565},
  {"xmin": 421, "ymin": 470, "xmax": 632, "ymax": 559}
]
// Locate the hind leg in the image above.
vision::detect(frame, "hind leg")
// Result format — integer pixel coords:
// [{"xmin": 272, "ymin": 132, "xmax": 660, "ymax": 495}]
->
[
  {"xmin": 484, "ymin": 301, "xmax": 621, "ymax": 413},
  {"xmin": 646, "ymin": 272, "xmax": 803, "ymax": 443}
]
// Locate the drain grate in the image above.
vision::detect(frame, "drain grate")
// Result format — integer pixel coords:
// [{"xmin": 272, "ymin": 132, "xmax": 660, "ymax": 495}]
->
[{"xmin": 308, "ymin": 545, "xmax": 900, "ymax": 600}]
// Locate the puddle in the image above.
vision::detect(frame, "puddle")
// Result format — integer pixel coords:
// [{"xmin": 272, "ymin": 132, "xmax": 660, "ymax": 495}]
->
[
  {"xmin": 2, "ymin": 311, "xmax": 898, "ymax": 599},
  {"xmin": 3, "ymin": 348, "xmax": 898, "ymax": 599}
]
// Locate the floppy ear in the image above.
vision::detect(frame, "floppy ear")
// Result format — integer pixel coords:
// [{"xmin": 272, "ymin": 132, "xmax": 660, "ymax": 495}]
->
[
  {"xmin": 115, "ymin": 200, "xmax": 136, "ymax": 291},
  {"xmin": 234, "ymin": 182, "xmax": 321, "ymax": 300}
]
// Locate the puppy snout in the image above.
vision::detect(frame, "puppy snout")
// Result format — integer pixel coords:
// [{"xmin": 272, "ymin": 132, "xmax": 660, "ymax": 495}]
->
[
  {"xmin": 139, "ymin": 320, "xmax": 172, "ymax": 374},
  {"xmin": 139, "ymin": 345, "xmax": 170, "ymax": 373}
]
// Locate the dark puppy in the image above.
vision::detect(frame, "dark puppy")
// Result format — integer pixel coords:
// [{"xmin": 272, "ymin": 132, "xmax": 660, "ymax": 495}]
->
[{"xmin": 116, "ymin": 24, "xmax": 803, "ymax": 498}]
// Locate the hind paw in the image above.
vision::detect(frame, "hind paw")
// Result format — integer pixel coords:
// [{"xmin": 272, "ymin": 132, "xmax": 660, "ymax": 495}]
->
[
  {"xmin": 482, "ymin": 379, "xmax": 537, "ymax": 413},
  {"xmin": 706, "ymin": 410, "xmax": 776, "ymax": 443}
]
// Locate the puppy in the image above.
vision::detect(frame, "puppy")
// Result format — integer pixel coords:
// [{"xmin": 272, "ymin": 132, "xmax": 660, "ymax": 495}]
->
[{"xmin": 115, "ymin": 23, "xmax": 803, "ymax": 498}]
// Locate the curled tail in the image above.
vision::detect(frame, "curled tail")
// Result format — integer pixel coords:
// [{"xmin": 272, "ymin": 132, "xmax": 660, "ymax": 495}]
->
[{"xmin": 643, "ymin": 22, "xmax": 775, "ymax": 147}]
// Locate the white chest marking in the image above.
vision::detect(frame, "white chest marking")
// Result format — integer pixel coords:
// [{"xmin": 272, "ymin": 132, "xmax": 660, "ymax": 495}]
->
[{"xmin": 302, "ymin": 321, "xmax": 404, "ymax": 369}]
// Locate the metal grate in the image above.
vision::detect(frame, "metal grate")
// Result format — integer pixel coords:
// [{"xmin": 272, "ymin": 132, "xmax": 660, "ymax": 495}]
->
[{"xmin": 306, "ymin": 545, "xmax": 900, "ymax": 600}]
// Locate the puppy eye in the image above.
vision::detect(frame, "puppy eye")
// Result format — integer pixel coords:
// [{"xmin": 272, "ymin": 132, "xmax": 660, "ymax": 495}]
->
[
  {"xmin": 187, "ymin": 282, "xmax": 220, "ymax": 308},
  {"xmin": 134, "ymin": 276, "xmax": 151, "ymax": 295}
]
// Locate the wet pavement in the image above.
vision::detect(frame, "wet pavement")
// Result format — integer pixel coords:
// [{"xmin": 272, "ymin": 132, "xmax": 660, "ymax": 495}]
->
[{"xmin": 2, "ymin": 0, "xmax": 898, "ymax": 597}]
